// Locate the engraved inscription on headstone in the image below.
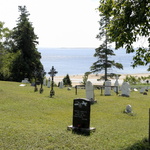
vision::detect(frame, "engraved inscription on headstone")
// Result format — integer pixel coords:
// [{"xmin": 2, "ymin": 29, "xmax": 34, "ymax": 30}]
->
[{"xmin": 73, "ymin": 98, "xmax": 90, "ymax": 129}]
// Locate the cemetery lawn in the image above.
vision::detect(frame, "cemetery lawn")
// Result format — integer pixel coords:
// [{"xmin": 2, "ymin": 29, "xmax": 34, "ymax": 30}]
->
[{"xmin": 0, "ymin": 81, "xmax": 150, "ymax": 150}]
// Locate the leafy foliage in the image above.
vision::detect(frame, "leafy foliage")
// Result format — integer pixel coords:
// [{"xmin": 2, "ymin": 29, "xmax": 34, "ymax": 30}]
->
[
  {"xmin": 81, "ymin": 72, "xmax": 91, "ymax": 85},
  {"xmin": 0, "ymin": 21, "xmax": 12, "ymax": 80},
  {"xmin": 98, "ymin": 0, "xmax": 150, "ymax": 70},
  {"xmin": 124, "ymin": 75, "xmax": 150, "ymax": 85}
]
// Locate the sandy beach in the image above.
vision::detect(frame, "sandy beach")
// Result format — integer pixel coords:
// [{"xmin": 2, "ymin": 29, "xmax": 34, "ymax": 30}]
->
[{"xmin": 53, "ymin": 73, "xmax": 150, "ymax": 86}]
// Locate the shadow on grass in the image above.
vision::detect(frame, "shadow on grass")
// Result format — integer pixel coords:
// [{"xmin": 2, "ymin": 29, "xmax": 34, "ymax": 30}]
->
[{"xmin": 125, "ymin": 138, "xmax": 150, "ymax": 150}]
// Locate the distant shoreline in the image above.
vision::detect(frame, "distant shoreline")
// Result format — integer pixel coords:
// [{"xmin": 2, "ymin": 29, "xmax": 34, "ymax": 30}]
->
[{"xmin": 53, "ymin": 73, "xmax": 150, "ymax": 86}]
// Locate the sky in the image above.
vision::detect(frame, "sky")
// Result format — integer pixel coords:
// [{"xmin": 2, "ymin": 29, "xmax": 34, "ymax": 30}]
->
[{"xmin": 0, "ymin": 0, "xmax": 100, "ymax": 48}]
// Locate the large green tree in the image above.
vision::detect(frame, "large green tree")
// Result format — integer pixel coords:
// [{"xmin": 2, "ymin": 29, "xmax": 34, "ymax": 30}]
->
[
  {"xmin": 0, "ymin": 21, "xmax": 12, "ymax": 80},
  {"xmin": 91, "ymin": 0, "xmax": 123, "ymax": 81},
  {"xmin": 11, "ymin": 6, "xmax": 43, "ymax": 81},
  {"xmin": 98, "ymin": 0, "xmax": 150, "ymax": 71}
]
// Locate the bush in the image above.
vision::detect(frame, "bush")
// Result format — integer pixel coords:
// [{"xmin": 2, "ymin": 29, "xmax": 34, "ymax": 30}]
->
[{"xmin": 63, "ymin": 74, "xmax": 72, "ymax": 87}]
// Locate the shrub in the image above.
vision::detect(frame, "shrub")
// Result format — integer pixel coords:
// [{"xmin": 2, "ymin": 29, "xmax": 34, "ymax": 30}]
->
[{"xmin": 63, "ymin": 74, "xmax": 72, "ymax": 87}]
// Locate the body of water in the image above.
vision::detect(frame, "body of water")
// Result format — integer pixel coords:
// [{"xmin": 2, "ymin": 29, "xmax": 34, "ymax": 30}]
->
[{"xmin": 38, "ymin": 48, "xmax": 149, "ymax": 76}]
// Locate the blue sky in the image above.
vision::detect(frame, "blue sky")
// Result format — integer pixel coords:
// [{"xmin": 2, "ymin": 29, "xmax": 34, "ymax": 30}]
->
[{"xmin": 0, "ymin": 0, "xmax": 100, "ymax": 48}]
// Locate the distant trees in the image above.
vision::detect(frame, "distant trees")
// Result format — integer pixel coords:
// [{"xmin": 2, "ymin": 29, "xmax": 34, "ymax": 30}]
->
[
  {"xmin": 97, "ymin": 0, "xmax": 150, "ymax": 71},
  {"xmin": 123, "ymin": 75, "xmax": 150, "ymax": 85},
  {"xmin": 90, "ymin": 0, "xmax": 123, "ymax": 81}
]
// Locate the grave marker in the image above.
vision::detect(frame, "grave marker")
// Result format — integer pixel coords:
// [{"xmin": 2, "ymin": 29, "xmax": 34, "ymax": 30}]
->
[
  {"xmin": 85, "ymin": 81, "xmax": 96, "ymax": 104},
  {"xmin": 121, "ymin": 82, "xmax": 130, "ymax": 97},
  {"xmin": 140, "ymin": 87, "xmax": 146, "ymax": 94},
  {"xmin": 67, "ymin": 98, "xmax": 95, "ymax": 135},
  {"xmin": 59, "ymin": 81, "xmax": 64, "ymax": 89},
  {"xmin": 125, "ymin": 104, "xmax": 132, "ymax": 113},
  {"xmin": 47, "ymin": 78, "xmax": 51, "ymax": 88},
  {"xmin": 48, "ymin": 66, "xmax": 58, "ymax": 97},
  {"xmin": 104, "ymin": 81, "xmax": 111, "ymax": 96},
  {"xmin": 114, "ymin": 75, "xmax": 119, "ymax": 94}
]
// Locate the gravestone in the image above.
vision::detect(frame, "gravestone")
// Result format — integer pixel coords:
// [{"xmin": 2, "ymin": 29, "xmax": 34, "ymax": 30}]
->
[
  {"xmin": 43, "ymin": 78, "xmax": 46, "ymax": 86},
  {"xmin": 67, "ymin": 98, "xmax": 95, "ymax": 135},
  {"xmin": 85, "ymin": 81, "xmax": 96, "ymax": 104},
  {"xmin": 121, "ymin": 82, "xmax": 130, "ymax": 97},
  {"xmin": 104, "ymin": 81, "xmax": 111, "ymax": 96},
  {"xmin": 59, "ymin": 81, "xmax": 64, "ymax": 89},
  {"xmin": 134, "ymin": 88, "xmax": 138, "ymax": 91},
  {"xmin": 125, "ymin": 104, "xmax": 132, "ymax": 113},
  {"xmin": 140, "ymin": 87, "xmax": 146, "ymax": 93},
  {"xmin": 47, "ymin": 78, "xmax": 51, "ymax": 88},
  {"xmin": 22, "ymin": 78, "xmax": 29, "ymax": 83},
  {"xmin": 114, "ymin": 75, "xmax": 119, "ymax": 93}
]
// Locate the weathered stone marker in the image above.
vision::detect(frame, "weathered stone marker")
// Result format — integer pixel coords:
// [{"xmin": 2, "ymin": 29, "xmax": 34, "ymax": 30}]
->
[
  {"xmin": 67, "ymin": 98, "xmax": 95, "ymax": 135},
  {"xmin": 85, "ymin": 81, "xmax": 96, "ymax": 104}
]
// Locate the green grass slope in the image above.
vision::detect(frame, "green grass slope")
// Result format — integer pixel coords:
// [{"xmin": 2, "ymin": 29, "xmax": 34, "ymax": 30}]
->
[{"xmin": 0, "ymin": 81, "xmax": 150, "ymax": 150}]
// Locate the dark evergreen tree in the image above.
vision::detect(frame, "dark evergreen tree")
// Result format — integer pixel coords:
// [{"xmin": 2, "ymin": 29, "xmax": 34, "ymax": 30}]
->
[
  {"xmin": 63, "ymin": 74, "xmax": 72, "ymax": 87},
  {"xmin": 91, "ymin": 43, "xmax": 123, "ymax": 81},
  {"xmin": 91, "ymin": 1, "xmax": 123, "ymax": 81},
  {"xmin": 11, "ymin": 6, "xmax": 43, "ymax": 82}
]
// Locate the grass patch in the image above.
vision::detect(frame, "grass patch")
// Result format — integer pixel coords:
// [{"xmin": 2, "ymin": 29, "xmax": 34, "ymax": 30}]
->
[{"xmin": 0, "ymin": 81, "xmax": 150, "ymax": 149}]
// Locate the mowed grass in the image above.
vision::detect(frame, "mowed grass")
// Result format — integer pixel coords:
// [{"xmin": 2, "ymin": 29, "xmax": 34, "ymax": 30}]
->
[{"xmin": 0, "ymin": 81, "xmax": 150, "ymax": 150}]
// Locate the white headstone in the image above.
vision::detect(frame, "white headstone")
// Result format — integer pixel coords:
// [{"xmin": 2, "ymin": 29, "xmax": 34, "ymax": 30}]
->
[
  {"xmin": 43, "ymin": 78, "xmax": 46, "ymax": 86},
  {"xmin": 114, "ymin": 75, "xmax": 119, "ymax": 93},
  {"xmin": 22, "ymin": 78, "xmax": 29, "ymax": 83},
  {"xmin": 19, "ymin": 84, "xmax": 26, "ymax": 87},
  {"xmin": 85, "ymin": 81, "xmax": 94, "ymax": 101},
  {"xmin": 121, "ymin": 82, "xmax": 130, "ymax": 97},
  {"xmin": 125, "ymin": 104, "xmax": 132, "ymax": 113},
  {"xmin": 134, "ymin": 88, "xmax": 138, "ymax": 91},
  {"xmin": 104, "ymin": 81, "xmax": 111, "ymax": 96},
  {"xmin": 47, "ymin": 78, "xmax": 51, "ymax": 88},
  {"xmin": 59, "ymin": 81, "xmax": 64, "ymax": 89},
  {"xmin": 140, "ymin": 87, "xmax": 146, "ymax": 93}
]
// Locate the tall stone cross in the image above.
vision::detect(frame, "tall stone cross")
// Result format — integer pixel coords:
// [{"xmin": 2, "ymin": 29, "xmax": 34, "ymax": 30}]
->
[{"xmin": 48, "ymin": 66, "xmax": 58, "ymax": 97}]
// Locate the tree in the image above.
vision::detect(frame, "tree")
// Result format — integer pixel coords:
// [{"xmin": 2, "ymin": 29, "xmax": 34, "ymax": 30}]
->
[
  {"xmin": 91, "ymin": 0, "xmax": 123, "ymax": 81},
  {"xmin": 11, "ymin": 6, "xmax": 43, "ymax": 81},
  {"xmin": 98, "ymin": 0, "xmax": 150, "ymax": 71},
  {"xmin": 0, "ymin": 21, "xmax": 12, "ymax": 80},
  {"xmin": 63, "ymin": 74, "xmax": 72, "ymax": 87},
  {"xmin": 81, "ymin": 72, "xmax": 91, "ymax": 85},
  {"xmin": 90, "ymin": 43, "xmax": 123, "ymax": 81}
]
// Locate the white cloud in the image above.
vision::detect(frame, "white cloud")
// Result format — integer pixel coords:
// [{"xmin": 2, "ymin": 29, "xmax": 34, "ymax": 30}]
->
[{"xmin": 0, "ymin": 0, "xmax": 100, "ymax": 48}]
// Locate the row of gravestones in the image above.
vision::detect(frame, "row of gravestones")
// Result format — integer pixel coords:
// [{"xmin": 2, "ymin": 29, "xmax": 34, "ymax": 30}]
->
[
  {"xmin": 86, "ymin": 80, "xmax": 130, "ymax": 97},
  {"xmin": 87, "ymin": 80, "xmax": 149, "ymax": 97},
  {"xmin": 23, "ymin": 77, "xmax": 148, "ymax": 97},
  {"xmin": 43, "ymin": 78, "xmax": 64, "ymax": 89}
]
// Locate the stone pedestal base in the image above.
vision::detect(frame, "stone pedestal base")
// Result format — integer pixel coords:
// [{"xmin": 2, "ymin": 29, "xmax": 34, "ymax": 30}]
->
[
  {"xmin": 67, "ymin": 125, "xmax": 96, "ymax": 135},
  {"xmin": 90, "ymin": 100, "xmax": 97, "ymax": 104}
]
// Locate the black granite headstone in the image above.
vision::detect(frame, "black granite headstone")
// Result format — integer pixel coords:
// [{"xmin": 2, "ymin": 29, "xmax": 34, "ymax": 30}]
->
[{"xmin": 72, "ymin": 98, "xmax": 90, "ymax": 133}]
